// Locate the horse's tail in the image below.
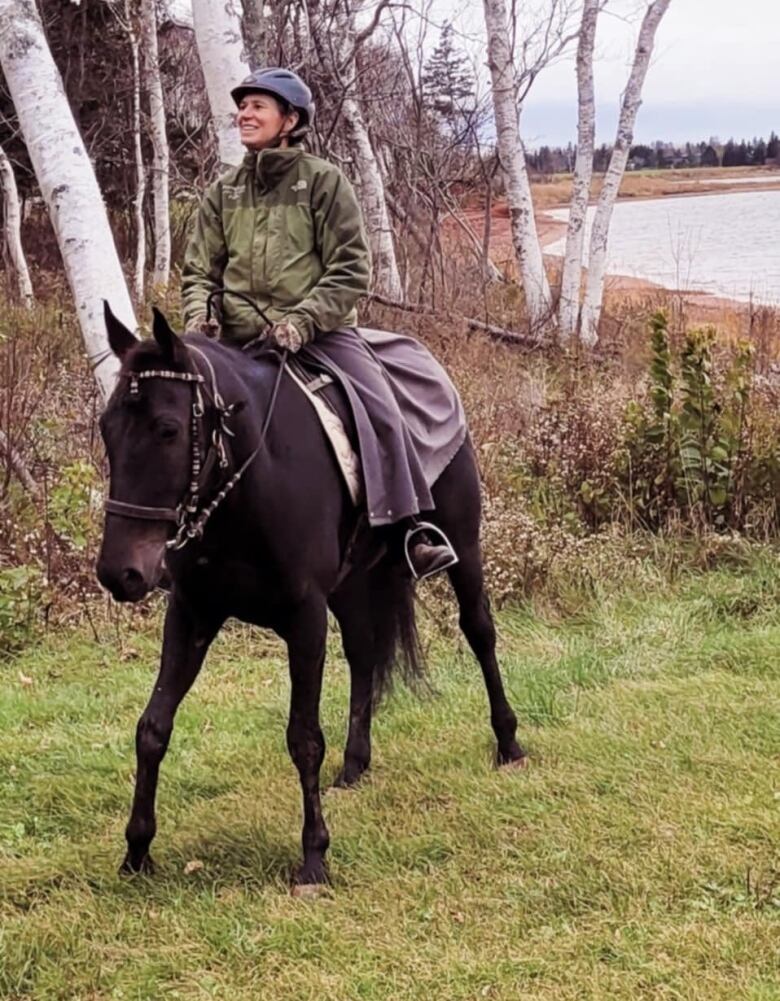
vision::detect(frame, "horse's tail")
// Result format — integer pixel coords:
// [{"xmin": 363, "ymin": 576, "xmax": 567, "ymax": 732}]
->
[{"xmin": 370, "ymin": 563, "xmax": 426, "ymax": 705}]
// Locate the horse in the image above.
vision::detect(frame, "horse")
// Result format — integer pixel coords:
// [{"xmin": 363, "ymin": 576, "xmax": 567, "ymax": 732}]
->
[{"xmin": 96, "ymin": 303, "xmax": 526, "ymax": 893}]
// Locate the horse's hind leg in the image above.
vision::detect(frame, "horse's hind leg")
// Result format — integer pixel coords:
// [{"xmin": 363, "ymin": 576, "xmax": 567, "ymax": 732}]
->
[
  {"xmin": 431, "ymin": 442, "xmax": 526, "ymax": 766},
  {"xmin": 447, "ymin": 545, "xmax": 525, "ymax": 766},
  {"xmin": 122, "ymin": 594, "xmax": 224, "ymax": 874}
]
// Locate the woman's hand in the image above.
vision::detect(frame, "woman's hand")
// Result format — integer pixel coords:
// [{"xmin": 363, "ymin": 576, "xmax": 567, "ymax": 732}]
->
[
  {"xmin": 268, "ymin": 320, "xmax": 304, "ymax": 353},
  {"xmin": 185, "ymin": 316, "xmax": 222, "ymax": 339}
]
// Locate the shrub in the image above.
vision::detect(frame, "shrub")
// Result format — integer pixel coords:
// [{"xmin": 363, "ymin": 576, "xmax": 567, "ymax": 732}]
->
[{"xmin": 0, "ymin": 564, "xmax": 45, "ymax": 657}]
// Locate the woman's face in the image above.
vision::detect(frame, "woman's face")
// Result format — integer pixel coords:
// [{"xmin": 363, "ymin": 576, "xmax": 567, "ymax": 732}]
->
[{"xmin": 236, "ymin": 93, "xmax": 299, "ymax": 150}]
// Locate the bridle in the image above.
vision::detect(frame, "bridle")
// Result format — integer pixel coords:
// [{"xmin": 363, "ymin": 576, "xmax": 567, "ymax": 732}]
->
[{"xmin": 104, "ymin": 291, "xmax": 287, "ymax": 551}]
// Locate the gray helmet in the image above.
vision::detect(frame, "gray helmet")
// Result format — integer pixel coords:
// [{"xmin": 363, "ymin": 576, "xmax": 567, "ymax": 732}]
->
[{"xmin": 231, "ymin": 67, "xmax": 315, "ymax": 139}]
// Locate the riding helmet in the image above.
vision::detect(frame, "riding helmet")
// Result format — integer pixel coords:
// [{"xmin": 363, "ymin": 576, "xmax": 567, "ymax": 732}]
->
[{"xmin": 231, "ymin": 67, "xmax": 315, "ymax": 139}]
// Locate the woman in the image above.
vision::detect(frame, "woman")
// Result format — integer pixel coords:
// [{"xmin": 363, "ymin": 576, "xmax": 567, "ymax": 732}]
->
[{"xmin": 182, "ymin": 67, "xmax": 459, "ymax": 580}]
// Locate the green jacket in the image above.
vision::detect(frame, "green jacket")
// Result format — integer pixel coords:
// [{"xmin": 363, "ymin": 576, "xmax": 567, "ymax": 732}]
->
[{"xmin": 182, "ymin": 147, "xmax": 371, "ymax": 344}]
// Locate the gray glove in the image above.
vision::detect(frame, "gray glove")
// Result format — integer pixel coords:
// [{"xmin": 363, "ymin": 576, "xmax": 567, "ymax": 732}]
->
[
  {"xmin": 268, "ymin": 320, "xmax": 304, "ymax": 353},
  {"xmin": 185, "ymin": 316, "xmax": 221, "ymax": 339}
]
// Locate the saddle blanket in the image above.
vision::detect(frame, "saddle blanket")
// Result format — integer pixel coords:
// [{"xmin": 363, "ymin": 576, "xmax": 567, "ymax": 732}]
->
[{"xmin": 286, "ymin": 361, "xmax": 363, "ymax": 504}]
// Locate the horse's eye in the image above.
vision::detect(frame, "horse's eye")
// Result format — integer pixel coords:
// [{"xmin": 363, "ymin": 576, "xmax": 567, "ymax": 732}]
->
[{"xmin": 154, "ymin": 420, "xmax": 180, "ymax": 442}]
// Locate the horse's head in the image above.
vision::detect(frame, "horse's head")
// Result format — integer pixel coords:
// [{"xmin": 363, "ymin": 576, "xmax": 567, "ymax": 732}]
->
[{"xmin": 96, "ymin": 304, "xmax": 197, "ymax": 602}]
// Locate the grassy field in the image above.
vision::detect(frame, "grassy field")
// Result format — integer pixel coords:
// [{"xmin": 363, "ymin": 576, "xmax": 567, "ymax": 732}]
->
[{"xmin": 1, "ymin": 561, "xmax": 779, "ymax": 1000}]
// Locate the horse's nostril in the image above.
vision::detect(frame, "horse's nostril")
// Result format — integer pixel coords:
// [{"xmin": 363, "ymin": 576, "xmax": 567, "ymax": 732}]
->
[{"xmin": 121, "ymin": 567, "xmax": 144, "ymax": 588}]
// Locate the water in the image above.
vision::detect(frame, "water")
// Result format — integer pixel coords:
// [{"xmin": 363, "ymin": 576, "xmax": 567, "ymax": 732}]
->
[{"xmin": 545, "ymin": 189, "xmax": 780, "ymax": 303}]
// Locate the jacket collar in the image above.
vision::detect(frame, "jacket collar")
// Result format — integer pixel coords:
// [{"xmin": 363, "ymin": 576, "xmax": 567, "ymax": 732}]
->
[{"xmin": 244, "ymin": 147, "xmax": 304, "ymax": 192}]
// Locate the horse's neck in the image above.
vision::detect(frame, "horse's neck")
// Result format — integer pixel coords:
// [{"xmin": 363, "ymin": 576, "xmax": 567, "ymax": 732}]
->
[{"xmin": 203, "ymin": 346, "xmax": 283, "ymax": 495}]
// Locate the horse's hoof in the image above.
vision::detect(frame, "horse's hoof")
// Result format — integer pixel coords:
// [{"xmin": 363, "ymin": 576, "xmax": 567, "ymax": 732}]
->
[
  {"xmin": 501, "ymin": 755, "xmax": 529, "ymax": 770},
  {"xmin": 291, "ymin": 881, "xmax": 328, "ymax": 900},
  {"xmin": 119, "ymin": 853, "xmax": 155, "ymax": 876},
  {"xmin": 498, "ymin": 747, "xmax": 529, "ymax": 770},
  {"xmin": 332, "ymin": 767, "xmax": 366, "ymax": 790}
]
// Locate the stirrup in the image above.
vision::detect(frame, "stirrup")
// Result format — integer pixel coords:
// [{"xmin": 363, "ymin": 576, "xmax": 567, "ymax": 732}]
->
[{"xmin": 404, "ymin": 521, "xmax": 459, "ymax": 582}]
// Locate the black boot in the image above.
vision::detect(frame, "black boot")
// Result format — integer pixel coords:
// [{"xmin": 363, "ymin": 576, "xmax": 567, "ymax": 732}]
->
[{"xmin": 405, "ymin": 522, "xmax": 458, "ymax": 581}]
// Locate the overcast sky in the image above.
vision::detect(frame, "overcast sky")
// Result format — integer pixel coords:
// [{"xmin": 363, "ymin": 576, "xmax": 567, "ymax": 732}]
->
[
  {"xmin": 174, "ymin": 0, "xmax": 779, "ymax": 147},
  {"xmin": 440, "ymin": 0, "xmax": 780, "ymax": 146}
]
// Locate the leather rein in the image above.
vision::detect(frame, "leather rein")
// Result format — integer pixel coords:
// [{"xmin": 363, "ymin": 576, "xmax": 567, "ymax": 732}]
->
[{"xmin": 104, "ymin": 291, "xmax": 287, "ymax": 551}]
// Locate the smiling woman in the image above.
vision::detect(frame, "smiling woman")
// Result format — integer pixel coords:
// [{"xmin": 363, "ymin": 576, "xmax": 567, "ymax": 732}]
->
[
  {"xmin": 231, "ymin": 67, "xmax": 314, "ymax": 151},
  {"xmin": 236, "ymin": 92, "xmax": 299, "ymax": 150}
]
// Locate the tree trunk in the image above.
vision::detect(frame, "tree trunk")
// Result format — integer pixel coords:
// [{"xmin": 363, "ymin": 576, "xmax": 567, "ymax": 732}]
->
[
  {"xmin": 558, "ymin": 0, "xmax": 599, "ymax": 342},
  {"xmin": 127, "ymin": 2, "xmax": 146, "ymax": 305},
  {"xmin": 0, "ymin": 143, "xmax": 33, "ymax": 307},
  {"xmin": 322, "ymin": 2, "xmax": 404, "ymax": 300},
  {"xmin": 191, "ymin": 0, "xmax": 249, "ymax": 168},
  {"xmin": 580, "ymin": 0, "xmax": 672, "ymax": 345},
  {"xmin": 0, "ymin": 430, "xmax": 39, "ymax": 498},
  {"xmin": 482, "ymin": 0, "xmax": 552, "ymax": 334},
  {"xmin": 0, "ymin": 0, "xmax": 135, "ymax": 400},
  {"xmin": 141, "ymin": 0, "xmax": 171, "ymax": 290},
  {"xmin": 240, "ymin": 0, "xmax": 271, "ymax": 67},
  {"xmin": 341, "ymin": 96, "xmax": 404, "ymax": 299}
]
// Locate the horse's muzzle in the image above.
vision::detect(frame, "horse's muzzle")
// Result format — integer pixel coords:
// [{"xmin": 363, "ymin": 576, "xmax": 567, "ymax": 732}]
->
[
  {"xmin": 97, "ymin": 531, "xmax": 168, "ymax": 602},
  {"xmin": 97, "ymin": 562, "xmax": 154, "ymax": 603}
]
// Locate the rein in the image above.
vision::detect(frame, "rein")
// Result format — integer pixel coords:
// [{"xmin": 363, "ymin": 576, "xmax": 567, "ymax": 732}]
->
[{"xmin": 105, "ymin": 292, "xmax": 287, "ymax": 551}]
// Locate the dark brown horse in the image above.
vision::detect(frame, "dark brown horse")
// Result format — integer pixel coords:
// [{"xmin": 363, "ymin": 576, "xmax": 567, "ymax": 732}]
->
[{"xmin": 97, "ymin": 303, "xmax": 525, "ymax": 892}]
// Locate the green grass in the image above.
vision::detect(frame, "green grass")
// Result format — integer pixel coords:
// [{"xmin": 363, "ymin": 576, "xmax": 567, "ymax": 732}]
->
[{"xmin": 1, "ymin": 565, "xmax": 779, "ymax": 1000}]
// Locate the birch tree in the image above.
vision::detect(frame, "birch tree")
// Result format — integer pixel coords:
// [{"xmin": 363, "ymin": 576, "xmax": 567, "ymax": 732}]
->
[
  {"xmin": 483, "ymin": 0, "xmax": 552, "ymax": 333},
  {"xmin": 0, "ymin": 0, "xmax": 135, "ymax": 400},
  {"xmin": 326, "ymin": 0, "xmax": 402, "ymax": 296},
  {"xmin": 307, "ymin": 0, "xmax": 404, "ymax": 300},
  {"xmin": 191, "ymin": 0, "xmax": 249, "ymax": 168},
  {"xmin": 558, "ymin": 0, "xmax": 599, "ymax": 341},
  {"xmin": 120, "ymin": 0, "xmax": 147, "ymax": 304},
  {"xmin": 579, "ymin": 0, "xmax": 672, "ymax": 345},
  {"xmin": 141, "ymin": 0, "xmax": 171, "ymax": 290},
  {"xmin": 0, "ymin": 143, "xmax": 33, "ymax": 307}
]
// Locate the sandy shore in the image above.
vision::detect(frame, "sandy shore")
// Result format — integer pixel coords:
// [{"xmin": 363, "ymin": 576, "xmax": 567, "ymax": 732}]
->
[{"xmin": 451, "ymin": 170, "xmax": 780, "ymax": 318}]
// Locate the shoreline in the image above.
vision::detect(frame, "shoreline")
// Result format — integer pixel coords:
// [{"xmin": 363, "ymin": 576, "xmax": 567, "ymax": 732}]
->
[
  {"xmin": 542, "ymin": 181, "xmax": 780, "ymax": 314},
  {"xmin": 538, "ymin": 220, "xmax": 764, "ymax": 315},
  {"xmin": 457, "ymin": 170, "xmax": 780, "ymax": 316}
]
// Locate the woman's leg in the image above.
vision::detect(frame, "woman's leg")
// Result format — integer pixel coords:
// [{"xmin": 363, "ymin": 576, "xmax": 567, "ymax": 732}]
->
[{"xmin": 304, "ymin": 329, "xmax": 457, "ymax": 579}]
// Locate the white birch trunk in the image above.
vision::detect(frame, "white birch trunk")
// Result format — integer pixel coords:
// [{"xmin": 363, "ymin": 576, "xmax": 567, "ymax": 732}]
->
[
  {"xmin": 558, "ymin": 0, "xmax": 599, "ymax": 342},
  {"xmin": 0, "ymin": 143, "xmax": 33, "ymax": 307},
  {"xmin": 127, "ymin": 3, "xmax": 146, "ymax": 305},
  {"xmin": 141, "ymin": 0, "xmax": 171, "ymax": 289},
  {"xmin": 325, "ymin": 2, "xmax": 403, "ymax": 300},
  {"xmin": 483, "ymin": 0, "xmax": 552, "ymax": 334},
  {"xmin": 342, "ymin": 96, "xmax": 404, "ymax": 300},
  {"xmin": 191, "ymin": 0, "xmax": 249, "ymax": 168},
  {"xmin": 0, "ymin": 0, "xmax": 135, "ymax": 400},
  {"xmin": 580, "ymin": 0, "xmax": 672, "ymax": 345}
]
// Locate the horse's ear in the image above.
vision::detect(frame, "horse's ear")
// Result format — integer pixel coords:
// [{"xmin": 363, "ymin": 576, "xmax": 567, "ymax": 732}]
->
[
  {"xmin": 103, "ymin": 300, "xmax": 138, "ymax": 359},
  {"xmin": 152, "ymin": 307, "xmax": 186, "ymax": 363}
]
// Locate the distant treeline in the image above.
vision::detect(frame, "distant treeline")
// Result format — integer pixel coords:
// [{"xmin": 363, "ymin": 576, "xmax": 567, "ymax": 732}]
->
[{"xmin": 527, "ymin": 133, "xmax": 780, "ymax": 174}]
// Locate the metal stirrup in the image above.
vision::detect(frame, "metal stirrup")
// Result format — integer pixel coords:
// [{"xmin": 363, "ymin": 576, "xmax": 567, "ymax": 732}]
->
[{"xmin": 404, "ymin": 521, "xmax": 459, "ymax": 581}]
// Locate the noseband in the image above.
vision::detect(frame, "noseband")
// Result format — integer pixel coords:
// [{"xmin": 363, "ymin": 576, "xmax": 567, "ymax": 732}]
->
[{"xmin": 104, "ymin": 343, "xmax": 287, "ymax": 551}]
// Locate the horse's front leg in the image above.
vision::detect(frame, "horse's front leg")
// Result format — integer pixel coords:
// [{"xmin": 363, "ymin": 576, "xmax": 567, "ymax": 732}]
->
[
  {"xmin": 281, "ymin": 598, "xmax": 330, "ymax": 892},
  {"xmin": 121, "ymin": 592, "xmax": 223, "ymax": 875}
]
